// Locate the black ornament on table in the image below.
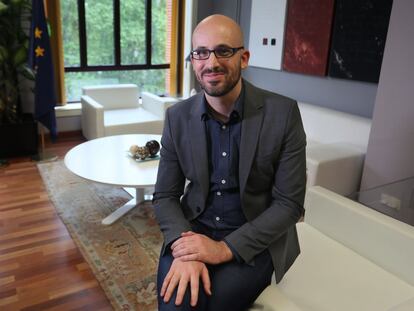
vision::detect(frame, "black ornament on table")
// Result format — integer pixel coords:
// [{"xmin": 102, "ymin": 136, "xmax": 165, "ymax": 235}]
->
[{"xmin": 146, "ymin": 140, "xmax": 160, "ymax": 157}]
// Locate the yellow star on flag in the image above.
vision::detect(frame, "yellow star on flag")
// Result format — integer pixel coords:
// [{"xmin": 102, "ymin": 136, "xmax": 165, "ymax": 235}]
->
[
  {"xmin": 35, "ymin": 45, "xmax": 45, "ymax": 57},
  {"xmin": 35, "ymin": 27, "xmax": 42, "ymax": 39}
]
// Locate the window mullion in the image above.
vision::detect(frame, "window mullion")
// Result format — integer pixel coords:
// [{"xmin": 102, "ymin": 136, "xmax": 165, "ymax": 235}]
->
[
  {"xmin": 78, "ymin": 0, "xmax": 87, "ymax": 67},
  {"xmin": 146, "ymin": 0, "xmax": 152, "ymax": 66},
  {"xmin": 114, "ymin": 0, "xmax": 121, "ymax": 66}
]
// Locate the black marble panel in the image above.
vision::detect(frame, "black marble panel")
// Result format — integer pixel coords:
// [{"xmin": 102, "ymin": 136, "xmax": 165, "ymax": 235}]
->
[{"xmin": 328, "ymin": 0, "xmax": 393, "ymax": 83}]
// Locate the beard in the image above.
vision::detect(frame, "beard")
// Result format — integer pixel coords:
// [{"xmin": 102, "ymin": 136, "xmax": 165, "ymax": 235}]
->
[{"xmin": 196, "ymin": 66, "xmax": 241, "ymax": 97}]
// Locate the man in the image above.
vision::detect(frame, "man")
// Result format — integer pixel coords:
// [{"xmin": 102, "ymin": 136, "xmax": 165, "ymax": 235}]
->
[{"xmin": 153, "ymin": 14, "xmax": 306, "ymax": 311}]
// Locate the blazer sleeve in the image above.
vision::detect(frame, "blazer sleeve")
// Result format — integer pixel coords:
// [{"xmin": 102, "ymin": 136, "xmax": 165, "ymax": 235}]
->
[
  {"xmin": 224, "ymin": 102, "xmax": 306, "ymax": 263},
  {"xmin": 152, "ymin": 108, "xmax": 192, "ymax": 254}
]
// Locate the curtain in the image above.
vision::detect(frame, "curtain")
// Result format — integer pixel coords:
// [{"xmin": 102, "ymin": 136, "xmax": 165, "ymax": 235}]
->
[
  {"xmin": 44, "ymin": 0, "xmax": 66, "ymax": 105},
  {"xmin": 168, "ymin": 0, "xmax": 184, "ymax": 96}
]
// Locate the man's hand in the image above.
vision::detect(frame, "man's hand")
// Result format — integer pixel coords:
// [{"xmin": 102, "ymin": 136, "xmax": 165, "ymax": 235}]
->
[
  {"xmin": 161, "ymin": 259, "xmax": 211, "ymax": 307},
  {"xmin": 171, "ymin": 231, "xmax": 233, "ymax": 264}
]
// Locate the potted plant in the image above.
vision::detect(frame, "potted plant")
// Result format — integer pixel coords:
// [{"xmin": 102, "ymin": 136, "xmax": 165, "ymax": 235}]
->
[{"xmin": 0, "ymin": 0, "xmax": 38, "ymax": 158}]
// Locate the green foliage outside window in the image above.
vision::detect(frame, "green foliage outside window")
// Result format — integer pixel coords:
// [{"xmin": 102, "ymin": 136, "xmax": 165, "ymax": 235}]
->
[
  {"xmin": 85, "ymin": 0, "xmax": 114, "ymax": 66},
  {"xmin": 121, "ymin": 0, "xmax": 146, "ymax": 65}
]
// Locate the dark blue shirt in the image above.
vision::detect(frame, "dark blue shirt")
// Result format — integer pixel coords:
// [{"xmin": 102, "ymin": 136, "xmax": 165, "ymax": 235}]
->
[{"xmin": 192, "ymin": 88, "xmax": 247, "ymax": 261}]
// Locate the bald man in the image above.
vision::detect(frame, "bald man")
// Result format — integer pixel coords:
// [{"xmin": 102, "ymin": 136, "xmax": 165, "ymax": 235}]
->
[{"xmin": 153, "ymin": 14, "xmax": 306, "ymax": 311}]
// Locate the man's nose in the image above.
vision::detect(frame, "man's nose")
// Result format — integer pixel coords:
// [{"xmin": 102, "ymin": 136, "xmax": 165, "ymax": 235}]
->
[{"xmin": 205, "ymin": 51, "xmax": 220, "ymax": 67}]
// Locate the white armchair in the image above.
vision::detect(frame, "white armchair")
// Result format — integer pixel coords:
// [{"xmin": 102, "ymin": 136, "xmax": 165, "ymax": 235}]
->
[{"xmin": 81, "ymin": 84, "xmax": 179, "ymax": 140}]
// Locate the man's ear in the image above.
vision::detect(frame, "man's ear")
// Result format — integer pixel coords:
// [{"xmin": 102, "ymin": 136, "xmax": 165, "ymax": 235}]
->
[{"xmin": 241, "ymin": 50, "xmax": 250, "ymax": 69}]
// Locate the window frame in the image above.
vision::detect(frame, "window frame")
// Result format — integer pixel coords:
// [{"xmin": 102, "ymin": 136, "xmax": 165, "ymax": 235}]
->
[{"xmin": 64, "ymin": 0, "xmax": 170, "ymax": 74}]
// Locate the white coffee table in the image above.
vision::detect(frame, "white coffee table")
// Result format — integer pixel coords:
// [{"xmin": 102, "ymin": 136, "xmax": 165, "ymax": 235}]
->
[{"xmin": 64, "ymin": 134, "xmax": 161, "ymax": 225}]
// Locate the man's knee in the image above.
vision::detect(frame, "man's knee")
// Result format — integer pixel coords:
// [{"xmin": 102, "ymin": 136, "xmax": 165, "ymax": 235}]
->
[{"xmin": 206, "ymin": 252, "xmax": 273, "ymax": 310}]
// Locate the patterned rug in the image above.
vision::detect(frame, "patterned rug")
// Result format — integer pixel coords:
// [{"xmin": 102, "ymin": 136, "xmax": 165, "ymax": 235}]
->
[{"xmin": 37, "ymin": 161, "xmax": 162, "ymax": 311}]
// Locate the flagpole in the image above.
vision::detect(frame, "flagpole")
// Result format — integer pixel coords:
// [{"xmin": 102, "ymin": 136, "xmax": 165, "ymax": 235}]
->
[{"xmin": 31, "ymin": 123, "xmax": 58, "ymax": 162}]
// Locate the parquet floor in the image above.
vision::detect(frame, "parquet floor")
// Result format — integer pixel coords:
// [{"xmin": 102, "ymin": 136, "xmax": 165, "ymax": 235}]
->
[{"xmin": 0, "ymin": 133, "xmax": 113, "ymax": 310}]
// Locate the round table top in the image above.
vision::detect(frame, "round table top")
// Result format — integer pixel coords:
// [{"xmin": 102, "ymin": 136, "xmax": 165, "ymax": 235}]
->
[{"xmin": 64, "ymin": 134, "xmax": 161, "ymax": 187}]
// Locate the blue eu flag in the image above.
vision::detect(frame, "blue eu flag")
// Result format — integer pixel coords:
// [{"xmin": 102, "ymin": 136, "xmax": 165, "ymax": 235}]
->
[{"xmin": 29, "ymin": 0, "xmax": 57, "ymax": 140}]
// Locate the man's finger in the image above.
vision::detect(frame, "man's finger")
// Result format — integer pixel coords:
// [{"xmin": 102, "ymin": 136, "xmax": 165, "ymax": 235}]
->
[
  {"xmin": 175, "ymin": 277, "xmax": 189, "ymax": 306},
  {"xmin": 160, "ymin": 270, "xmax": 173, "ymax": 297},
  {"xmin": 164, "ymin": 274, "xmax": 179, "ymax": 303},
  {"xmin": 190, "ymin": 273, "xmax": 200, "ymax": 306},
  {"xmin": 201, "ymin": 266, "xmax": 212, "ymax": 295},
  {"xmin": 181, "ymin": 231, "xmax": 195, "ymax": 237},
  {"xmin": 172, "ymin": 245, "xmax": 196, "ymax": 258},
  {"xmin": 171, "ymin": 238, "xmax": 183, "ymax": 250}
]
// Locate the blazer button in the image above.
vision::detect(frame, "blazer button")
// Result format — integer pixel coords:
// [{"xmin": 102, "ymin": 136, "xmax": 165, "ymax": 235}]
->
[{"xmin": 196, "ymin": 206, "xmax": 201, "ymax": 212}]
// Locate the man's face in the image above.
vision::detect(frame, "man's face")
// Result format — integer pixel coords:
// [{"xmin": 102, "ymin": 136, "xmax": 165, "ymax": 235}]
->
[{"xmin": 191, "ymin": 25, "xmax": 249, "ymax": 97}]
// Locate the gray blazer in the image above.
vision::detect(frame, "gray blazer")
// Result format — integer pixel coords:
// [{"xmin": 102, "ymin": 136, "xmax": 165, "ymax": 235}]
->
[{"xmin": 153, "ymin": 80, "xmax": 306, "ymax": 283}]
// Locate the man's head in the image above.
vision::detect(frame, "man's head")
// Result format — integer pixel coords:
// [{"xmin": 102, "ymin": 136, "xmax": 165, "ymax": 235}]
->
[{"xmin": 191, "ymin": 15, "xmax": 249, "ymax": 98}]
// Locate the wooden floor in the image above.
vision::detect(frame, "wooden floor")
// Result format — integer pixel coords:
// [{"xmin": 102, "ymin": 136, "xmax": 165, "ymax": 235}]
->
[{"xmin": 0, "ymin": 133, "xmax": 113, "ymax": 310}]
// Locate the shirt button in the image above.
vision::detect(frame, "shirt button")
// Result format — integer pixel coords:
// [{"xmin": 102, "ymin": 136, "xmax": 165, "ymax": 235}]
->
[
  {"xmin": 222, "ymin": 152, "xmax": 227, "ymax": 157},
  {"xmin": 216, "ymin": 191, "xmax": 221, "ymax": 196},
  {"xmin": 221, "ymin": 179, "xmax": 226, "ymax": 184},
  {"xmin": 221, "ymin": 125, "xmax": 227, "ymax": 130},
  {"xmin": 215, "ymin": 216, "xmax": 220, "ymax": 221}
]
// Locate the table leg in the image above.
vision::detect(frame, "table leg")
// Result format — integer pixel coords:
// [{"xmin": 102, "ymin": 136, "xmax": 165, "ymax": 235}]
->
[{"xmin": 101, "ymin": 188, "xmax": 145, "ymax": 225}]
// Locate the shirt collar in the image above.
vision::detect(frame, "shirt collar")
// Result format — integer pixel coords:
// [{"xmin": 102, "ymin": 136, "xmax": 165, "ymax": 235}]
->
[{"xmin": 201, "ymin": 83, "xmax": 245, "ymax": 122}]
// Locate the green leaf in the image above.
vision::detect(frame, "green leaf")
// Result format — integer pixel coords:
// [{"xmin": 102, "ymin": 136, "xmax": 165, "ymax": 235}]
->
[
  {"xmin": 0, "ymin": 2, "xmax": 8, "ymax": 13},
  {"xmin": 13, "ymin": 45, "xmax": 27, "ymax": 66},
  {"xmin": 0, "ymin": 45, "xmax": 8, "ymax": 64},
  {"xmin": 19, "ymin": 65, "xmax": 35, "ymax": 80}
]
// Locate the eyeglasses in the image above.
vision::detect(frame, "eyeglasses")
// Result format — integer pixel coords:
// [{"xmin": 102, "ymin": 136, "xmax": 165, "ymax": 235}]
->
[{"xmin": 190, "ymin": 46, "xmax": 244, "ymax": 60}]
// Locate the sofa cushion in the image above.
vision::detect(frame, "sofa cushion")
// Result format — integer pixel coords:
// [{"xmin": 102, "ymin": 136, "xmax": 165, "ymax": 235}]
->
[
  {"xmin": 104, "ymin": 107, "xmax": 164, "ymax": 135},
  {"xmin": 104, "ymin": 107, "xmax": 159, "ymax": 126},
  {"xmin": 275, "ymin": 223, "xmax": 414, "ymax": 311}
]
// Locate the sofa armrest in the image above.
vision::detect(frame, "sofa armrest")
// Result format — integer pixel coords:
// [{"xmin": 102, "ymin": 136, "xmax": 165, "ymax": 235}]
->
[
  {"xmin": 251, "ymin": 286, "xmax": 304, "ymax": 311},
  {"xmin": 306, "ymin": 143, "xmax": 365, "ymax": 196},
  {"xmin": 305, "ymin": 186, "xmax": 414, "ymax": 287},
  {"xmin": 81, "ymin": 95, "xmax": 104, "ymax": 140},
  {"xmin": 141, "ymin": 91, "xmax": 179, "ymax": 119}
]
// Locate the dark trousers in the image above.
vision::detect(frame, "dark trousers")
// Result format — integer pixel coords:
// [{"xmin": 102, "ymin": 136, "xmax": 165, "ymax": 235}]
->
[{"xmin": 157, "ymin": 247, "xmax": 274, "ymax": 311}]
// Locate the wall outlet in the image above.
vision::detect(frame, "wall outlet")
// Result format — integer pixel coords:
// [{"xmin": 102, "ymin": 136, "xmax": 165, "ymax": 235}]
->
[{"xmin": 380, "ymin": 193, "xmax": 401, "ymax": 210}]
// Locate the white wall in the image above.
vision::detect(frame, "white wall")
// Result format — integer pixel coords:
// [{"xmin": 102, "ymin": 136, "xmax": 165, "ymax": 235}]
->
[{"xmin": 360, "ymin": 0, "xmax": 414, "ymax": 189}]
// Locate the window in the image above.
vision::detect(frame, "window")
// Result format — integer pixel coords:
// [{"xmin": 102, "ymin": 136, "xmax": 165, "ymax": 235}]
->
[{"xmin": 60, "ymin": 0, "xmax": 173, "ymax": 102}]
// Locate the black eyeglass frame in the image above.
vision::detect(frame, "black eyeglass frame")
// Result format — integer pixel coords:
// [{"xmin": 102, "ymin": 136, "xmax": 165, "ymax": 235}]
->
[{"xmin": 190, "ymin": 46, "xmax": 245, "ymax": 60}]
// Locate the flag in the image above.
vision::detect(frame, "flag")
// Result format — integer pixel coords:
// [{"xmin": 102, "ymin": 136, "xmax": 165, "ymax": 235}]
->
[{"xmin": 29, "ymin": 0, "xmax": 57, "ymax": 139}]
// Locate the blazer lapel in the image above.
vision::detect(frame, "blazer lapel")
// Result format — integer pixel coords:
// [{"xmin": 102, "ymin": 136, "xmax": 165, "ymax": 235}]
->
[
  {"xmin": 189, "ymin": 93, "xmax": 209, "ymax": 199},
  {"xmin": 239, "ymin": 81, "xmax": 264, "ymax": 196}
]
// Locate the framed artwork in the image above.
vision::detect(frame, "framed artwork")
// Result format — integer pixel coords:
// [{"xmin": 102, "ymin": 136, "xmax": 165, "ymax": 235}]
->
[
  {"xmin": 248, "ymin": 0, "xmax": 287, "ymax": 70},
  {"xmin": 328, "ymin": 0, "xmax": 393, "ymax": 83},
  {"xmin": 282, "ymin": 0, "xmax": 335, "ymax": 76}
]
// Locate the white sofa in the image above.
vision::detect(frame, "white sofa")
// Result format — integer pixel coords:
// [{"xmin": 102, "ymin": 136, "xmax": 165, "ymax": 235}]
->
[
  {"xmin": 81, "ymin": 84, "xmax": 179, "ymax": 140},
  {"xmin": 298, "ymin": 102, "xmax": 372, "ymax": 196},
  {"xmin": 251, "ymin": 186, "xmax": 414, "ymax": 311}
]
